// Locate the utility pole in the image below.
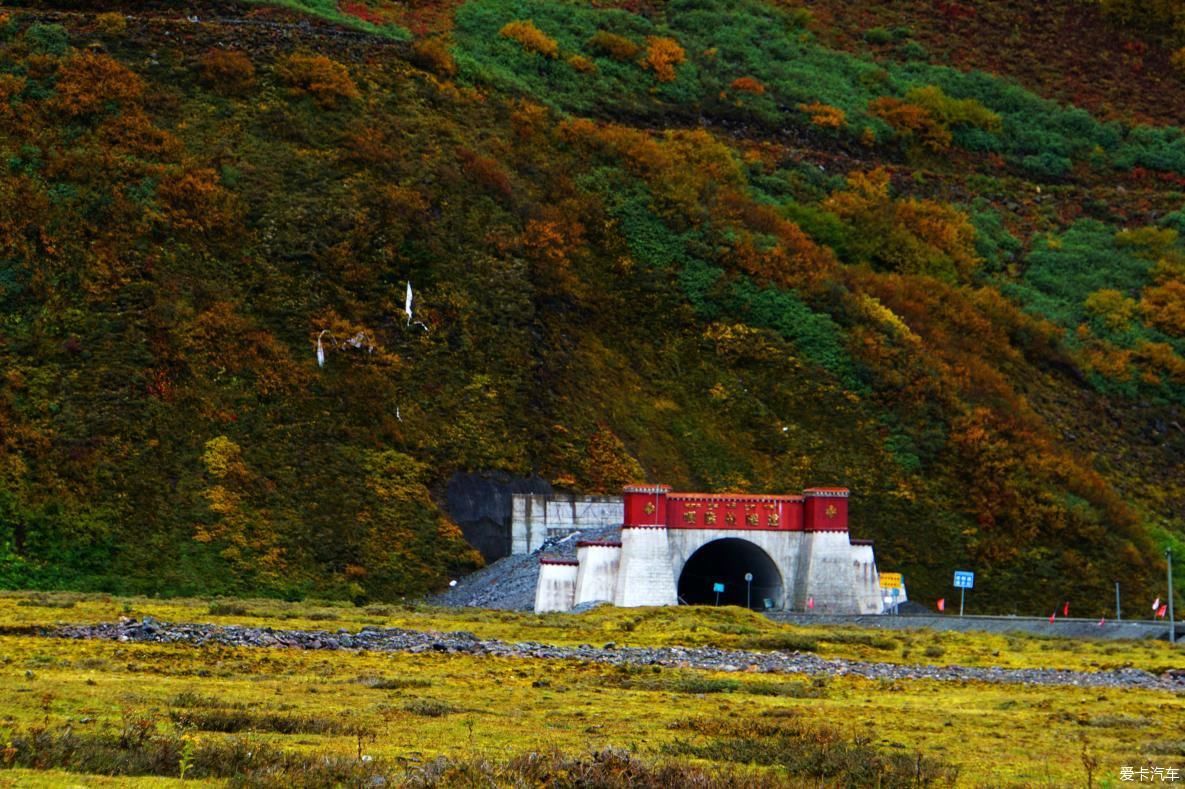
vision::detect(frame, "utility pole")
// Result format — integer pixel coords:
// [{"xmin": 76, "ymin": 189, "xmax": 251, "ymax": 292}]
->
[
  {"xmin": 1115, "ymin": 581, "xmax": 1121, "ymax": 621},
  {"xmin": 1168, "ymin": 549, "xmax": 1176, "ymax": 645}
]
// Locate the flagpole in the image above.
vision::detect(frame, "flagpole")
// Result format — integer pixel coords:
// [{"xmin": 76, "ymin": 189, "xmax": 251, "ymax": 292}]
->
[{"xmin": 1115, "ymin": 581, "xmax": 1121, "ymax": 622}]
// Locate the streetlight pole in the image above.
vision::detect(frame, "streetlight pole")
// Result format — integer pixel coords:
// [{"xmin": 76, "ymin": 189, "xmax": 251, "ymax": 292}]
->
[
  {"xmin": 744, "ymin": 572, "xmax": 753, "ymax": 610},
  {"xmin": 1115, "ymin": 581, "xmax": 1121, "ymax": 621},
  {"xmin": 1168, "ymin": 549, "xmax": 1176, "ymax": 645}
]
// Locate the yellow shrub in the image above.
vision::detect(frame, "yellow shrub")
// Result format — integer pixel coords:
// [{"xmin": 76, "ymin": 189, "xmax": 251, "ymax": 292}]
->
[
  {"xmin": 1084, "ymin": 288, "xmax": 1138, "ymax": 331},
  {"xmin": 588, "ymin": 30, "xmax": 640, "ymax": 61},
  {"xmin": 568, "ymin": 54, "xmax": 597, "ymax": 73},
  {"xmin": 1172, "ymin": 47, "xmax": 1185, "ymax": 74},
  {"xmin": 499, "ymin": 20, "xmax": 559, "ymax": 58},
  {"xmin": 95, "ymin": 12, "xmax": 126, "ymax": 35}
]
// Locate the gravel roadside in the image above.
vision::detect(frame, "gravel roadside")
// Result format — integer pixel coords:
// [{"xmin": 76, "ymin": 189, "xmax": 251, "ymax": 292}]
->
[{"xmin": 48, "ymin": 617, "xmax": 1185, "ymax": 693}]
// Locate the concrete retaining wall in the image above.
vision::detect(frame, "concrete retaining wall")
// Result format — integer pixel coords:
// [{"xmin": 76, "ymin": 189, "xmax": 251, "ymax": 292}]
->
[
  {"xmin": 614, "ymin": 528, "xmax": 678, "ymax": 607},
  {"xmin": 511, "ymin": 494, "xmax": 623, "ymax": 554}
]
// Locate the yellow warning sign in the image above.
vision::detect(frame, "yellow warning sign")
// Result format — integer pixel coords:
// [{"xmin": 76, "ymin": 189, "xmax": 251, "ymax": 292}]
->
[{"xmin": 878, "ymin": 572, "xmax": 903, "ymax": 590}]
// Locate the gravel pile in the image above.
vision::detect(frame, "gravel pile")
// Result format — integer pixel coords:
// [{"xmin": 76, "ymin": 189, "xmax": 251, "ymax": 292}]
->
[
  {"xmin": 428, "ymin": 526, "xmax": 621, "ymax": 610},
  {"xmin": 52, "ymin": 617, "xmax": 1185, "ymax": 693}
]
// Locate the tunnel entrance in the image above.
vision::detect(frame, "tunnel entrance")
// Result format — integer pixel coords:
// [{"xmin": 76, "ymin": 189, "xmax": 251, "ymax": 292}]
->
[{"xmin": 677, "ymin": 538, "xmax": 783, "ymax": 610}]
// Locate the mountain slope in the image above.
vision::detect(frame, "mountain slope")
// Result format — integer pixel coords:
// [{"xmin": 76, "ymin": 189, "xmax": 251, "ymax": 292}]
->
[{"xmin": 0, "ymin": 1, "xmax": 1181, "ymax": 610}]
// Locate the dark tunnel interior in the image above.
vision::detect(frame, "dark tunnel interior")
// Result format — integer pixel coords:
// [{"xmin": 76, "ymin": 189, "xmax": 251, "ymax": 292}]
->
[{"xmin": 677, "ymin": 538, "xmax": 784, "ymax": 609}]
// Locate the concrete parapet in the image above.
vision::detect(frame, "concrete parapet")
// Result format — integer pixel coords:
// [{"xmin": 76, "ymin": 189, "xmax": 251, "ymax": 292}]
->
[
  {"xmin": 535, "ymin": 558, "xmax": 579, "ymax": 613},
  {"xmin": 574, "ymin": 542, "xmax": 622, "ymax": 606}
]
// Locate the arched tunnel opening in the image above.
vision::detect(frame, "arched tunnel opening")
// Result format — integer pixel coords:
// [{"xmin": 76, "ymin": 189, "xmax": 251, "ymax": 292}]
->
[{"xmin": 677, "ymin": 538, "xmax": 784, "ymax": 610}]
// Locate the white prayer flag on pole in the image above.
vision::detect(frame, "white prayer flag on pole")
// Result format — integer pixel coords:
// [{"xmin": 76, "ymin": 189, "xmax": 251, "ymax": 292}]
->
[{"xmin": 405, "ymin": 282, "xmax": 413, "ymax": 326}]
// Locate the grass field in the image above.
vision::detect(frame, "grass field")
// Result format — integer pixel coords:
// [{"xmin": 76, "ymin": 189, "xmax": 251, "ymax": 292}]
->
[{"xmin": 0, "ymin": 592, "xmax": 1182, "ymax": 786}]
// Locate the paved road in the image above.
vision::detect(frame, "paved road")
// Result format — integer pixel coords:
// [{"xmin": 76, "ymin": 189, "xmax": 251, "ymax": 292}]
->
[{"xmin": 769, "ymin": 612, "xmax": 1181, "ymax": 641}]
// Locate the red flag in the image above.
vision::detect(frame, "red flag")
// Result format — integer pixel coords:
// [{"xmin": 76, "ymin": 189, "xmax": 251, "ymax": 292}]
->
[
  {"xmin": 1049, "ymin": 612, "xmax": 1056, "ymax": 623},
  {"xmin": 1063, "ymin": 601, "xmax": 1070, "ymax": 617},
  {"xmin": 807, "ymin": 597, "xmax": 814, "ymax": 610},
  {"xmin": 1098, "ymin": 616, "xmax": 1105, "ymax": 626},
  {"xmin": 1157, "ymin": 604, "xmax": 1168, "ymax": 618},
  {"xmin": 937, "ymin": 598, "xmax": 945, "ymax": 612}
]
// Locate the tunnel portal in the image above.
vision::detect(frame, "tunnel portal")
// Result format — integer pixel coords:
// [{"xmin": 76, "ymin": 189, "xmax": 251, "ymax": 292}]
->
[{"xmin": 677, "ymin": 538, "xmax": 784, "ymax": 609}]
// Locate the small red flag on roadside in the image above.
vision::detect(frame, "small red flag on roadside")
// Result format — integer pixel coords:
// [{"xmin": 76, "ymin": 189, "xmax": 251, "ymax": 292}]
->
[
  {"xmin": 807, "ymin": 597, "xmax": 814, "ymax": 610},
  {"xmin": 1098, "ymin": 616, "xmax": 1105, "ymax": 626},
  {"xmin": 1157, "ymin": 604, "xmax": 1168, "ymax": 618},
  {"xmin": 1063, "ymin": 601, "xmax": 1070, "ymax": 617},
  {"xmin": 1049, "ymin": 612, "xmax": 1056, "ymax": 623},
  {"xmin": 937, "ymin": 598, "xmax": 945, "ymax": 612}
]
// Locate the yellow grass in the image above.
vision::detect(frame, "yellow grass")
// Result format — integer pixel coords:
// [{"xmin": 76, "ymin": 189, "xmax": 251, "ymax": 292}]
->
[{"xmin": 0, "ymin": 591, "xmax": 1182, "ymax": 786}]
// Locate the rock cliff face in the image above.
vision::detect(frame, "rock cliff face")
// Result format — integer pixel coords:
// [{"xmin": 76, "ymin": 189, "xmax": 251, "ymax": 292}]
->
[{"xmin": 445, "ymin": 473, "xmax": 553, "ymax": 561}]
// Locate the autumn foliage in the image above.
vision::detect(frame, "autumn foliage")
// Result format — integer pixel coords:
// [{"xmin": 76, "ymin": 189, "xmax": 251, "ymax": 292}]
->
[
  {"xmin": 53, "ymin": 51, "xmax": 144, "ymax": 116},
  {"xmin": 275, "ymin": 53, "xmax": 360, "ymax": 108},
  {"xmin": 499, "ymin": 19, "xmax": 559, "ymax": 58},
  {"xmin": 198, "ymin": 48, "xmax": 256, "ymax": 94},
  {"xmin": 643, "ymin": 36, "xmax": 685, "ymax": 82}
]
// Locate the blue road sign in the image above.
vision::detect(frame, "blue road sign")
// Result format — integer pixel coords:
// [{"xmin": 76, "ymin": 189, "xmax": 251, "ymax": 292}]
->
[
  {"xmin": 953, "ymin": 571, "xmax": 974, "ymax": 589},
  {"xmin": 712, "ymin": 582, "xmax": 725, "ymax": 593}
]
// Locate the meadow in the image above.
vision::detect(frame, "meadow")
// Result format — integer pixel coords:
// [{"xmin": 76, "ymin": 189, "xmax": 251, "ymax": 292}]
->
[{"xmin": 0, "ymin": 592, "xmax": 1182, "ymax": 786}]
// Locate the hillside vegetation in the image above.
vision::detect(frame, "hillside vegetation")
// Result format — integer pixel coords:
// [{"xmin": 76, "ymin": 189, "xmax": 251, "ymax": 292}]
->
[{"xmin": 0, "ymin": 0, "xmax": 1183, "ymax": 611}]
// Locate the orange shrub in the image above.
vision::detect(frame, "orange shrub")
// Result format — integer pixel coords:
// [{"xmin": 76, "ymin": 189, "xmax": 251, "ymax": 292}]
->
[
  {"xmin": 643, "ymin": 36, "xmax": 685, "ymax": 82},
  {"xmin": 0, "ymin": 73, "xmax": 26, "ymax": 108},
  {"xmin": 1139, "ymin": 279, "xmax": 1185, "ymax": 336},
  {"xmin": 499, "ymin": 19, "xmax": 558, "ymax": 58},
  {"xmin": 411, "ymin": 36, "xmax": 457, "ymax": 77},
  {"xmin": 588, "ymin": 30, "xmax": 640, "ymax": 61},
  {"xmin": 100, "ymin": 109, "xmax": 182, "ymax": 160},
  {"xmin": 1133, "ymin": 340, "xmax": 1185, "ymax": 384},
  {"xmin": 53, "ymin": 51, "xmax": 144, "ymax": 117},
  {"xmin": 198, "ymin": 48, "xmax": 256, "ymax": 95},
  {"xmin": 157, "ymin": 168, "xmax": 239, "ymax": 234},
  {"xmin": 275, "ymin": 53, "xmax": 360, "ymax": 108},
  {"xmin": 730, "ymin": 76, "xmax": 765, "ymax": 94},
  {"xmin": 457, "ymin": 147, "xmax": 513, "ymax": 199},
  {"xmin": 797, "ymin": 101, "xmax": 846, "ymax": 129},
  {"xmin": 868, "ymin": 96, "xmax": 951, "ymax": 151},
  {"xmin": 510, "ymin": 99, "xmax": 549, "ymax": 140}
]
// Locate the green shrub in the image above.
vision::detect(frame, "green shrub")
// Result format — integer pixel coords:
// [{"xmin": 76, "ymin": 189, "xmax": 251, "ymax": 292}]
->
[
  {"xmin": 864, "ymin": 27, "xmax": 894, "ymax": 45},
  {"xmin": 25, "ymin": 23, "xmax": 68, "ymax": 55}
]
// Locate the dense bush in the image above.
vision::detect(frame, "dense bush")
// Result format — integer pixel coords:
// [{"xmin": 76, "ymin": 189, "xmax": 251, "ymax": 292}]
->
[{"xmin": 274, "ymin": 53, "xmax": 360, "ymax": 108}]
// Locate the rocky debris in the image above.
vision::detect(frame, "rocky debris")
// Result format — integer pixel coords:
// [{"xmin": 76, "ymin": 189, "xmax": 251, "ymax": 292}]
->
[
  {"xmin": 428, "ymin": 525, "xmax": 621, "ymax": 611},
  {"xmin": 52, "ymin": 617, "xmax": 1185, "ymax": 693}
]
